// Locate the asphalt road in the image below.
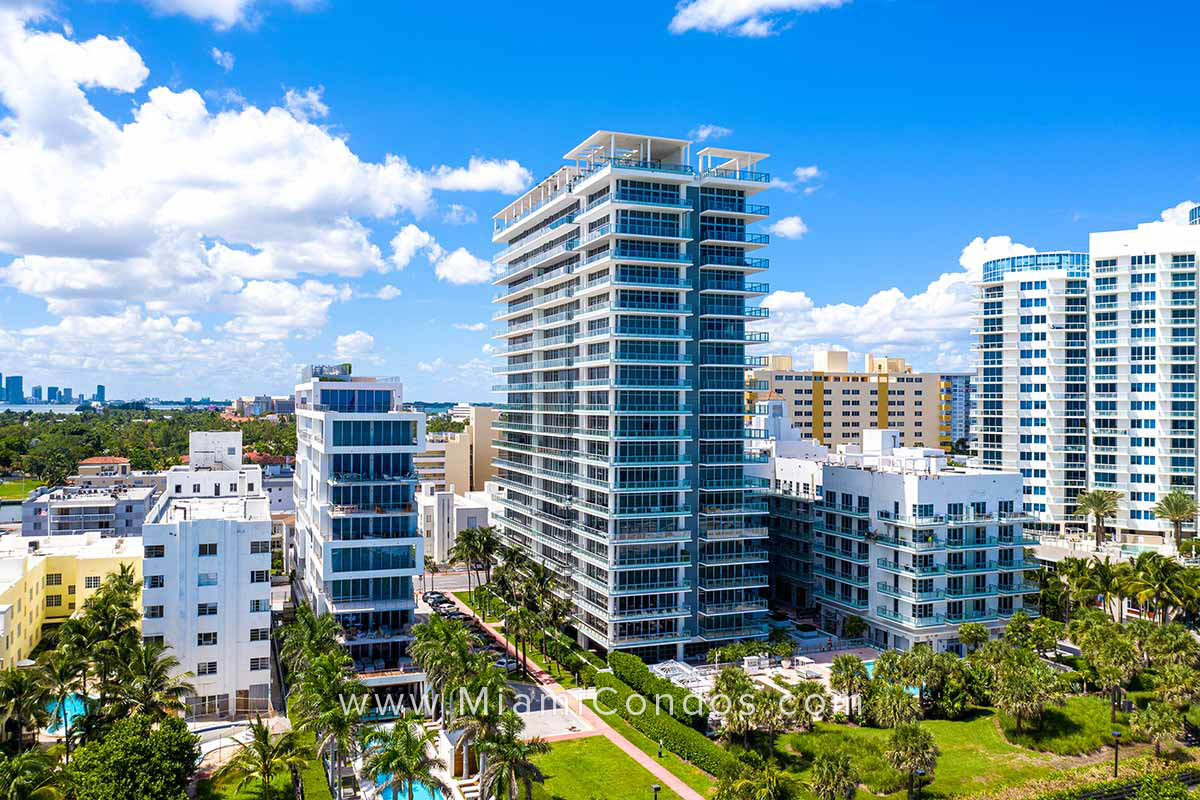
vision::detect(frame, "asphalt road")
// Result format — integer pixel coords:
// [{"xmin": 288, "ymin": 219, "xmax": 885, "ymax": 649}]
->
[{"xmin": 421, "ymin": 568, "xmax": 472, "ymax": 594}]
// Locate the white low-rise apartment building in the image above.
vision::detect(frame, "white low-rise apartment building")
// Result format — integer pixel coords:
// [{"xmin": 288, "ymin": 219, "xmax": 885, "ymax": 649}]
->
[
  {"xmin": 140, "ymin": 431, "xmax": 272, "ymax": 720},
  {"xmin": 415, "ymin": 482, "xmax": 490, "ymax": 564},
  {"xmin": 293, "ymin": 365, "xmax": 426, "ymax": 699},
  {"xmin": 752, "ymin": 403, "xmax": 1038, "ymax": 652},
  {"xmin": 22, "ymin": 484, "xmax": 157, "ymax": 537}
]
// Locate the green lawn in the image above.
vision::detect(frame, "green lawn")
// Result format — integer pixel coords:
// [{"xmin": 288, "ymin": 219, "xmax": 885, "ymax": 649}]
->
[
  {"xmin": 530, "ymin": 736, "xmax": 686, "ymax": 800},
  {"xmin": 196, "ymin": 731, "xmax": 333, "ymax": 800},
  {"xmin": 0, "ymin": 479, "xmax": 34, "ymax": 499},
  {"xmin": 999, "ymin": 695, "xmax": 1138, "ymax": 755},
  {"xmin": 775, "ymin": 709, "xmax": 1057, "ymax": 799},
  {"xmin": 584, "ymin": 699, "xmax": 716, "ymax": 798}
]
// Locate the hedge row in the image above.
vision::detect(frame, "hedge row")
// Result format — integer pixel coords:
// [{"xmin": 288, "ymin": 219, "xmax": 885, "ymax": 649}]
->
[
  {"xmin": 608, "ymin": 651, "xmax": 709, "ymax": 728},
  {"xmin": 1035, "ymin": 767, "xmax": 1200, "ymax": 800},
  {"xmin": 593, "ymin": 671, "xmax": 734, "ymax": 776}
]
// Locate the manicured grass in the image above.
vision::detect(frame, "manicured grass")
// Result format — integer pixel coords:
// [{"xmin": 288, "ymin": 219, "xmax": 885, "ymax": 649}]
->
[
  {"xmin": 999, "ymin": 695, "xmax": 1138, "ymax": 755},
  {"xmin": 530, "ymin": 736, "xmax": 685, "ymax": 800},
  {"xmin": 584, "ymin": 698, "xmax": 716, "ymax": 798},
  {"xmin": 0, "ymin": 479, "xmax": 34, "ymax": 499},
  {"xmin": 775, "ymin": 709, "xmax": 1056, "ymax": 799},
  {"xmin": 453, "ymin": 589, "xmax": 502, "ymax": 622},
  {"xmin": 196, "ymin": 731, "xmax": 333, "ymax": 800}
]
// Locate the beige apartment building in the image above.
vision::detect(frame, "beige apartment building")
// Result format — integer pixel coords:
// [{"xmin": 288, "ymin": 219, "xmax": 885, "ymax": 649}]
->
[
  {"xmin": 749, "ymin": 351, "xmax": 952, "ymax": 450},
  {"xmin": 413, "ymin": 405, "xmax": 499, "ymax": 492}
]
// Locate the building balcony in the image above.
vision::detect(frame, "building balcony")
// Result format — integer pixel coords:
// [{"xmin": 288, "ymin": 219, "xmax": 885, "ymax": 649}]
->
[
  {"xmin": 699, "ymin": 574, "xmax": 770, "ymax": 590},
  {"xmin": 946, "ymin": 561, "xmax": 998, "ymax": 574},
  {"xmin": 944, "ymin": 537, "xmax": 998, "ymax": 549},
  {"xmin": 698, "ymin": 199, "xmax": 769, "ymax": 216},
  {"xmin": 944, "ymin": 584, "xmax": 997, "ymax": 598},
  {"xmin": 815, "ymin": 589, "xmax": 869, "ymax": 610},
  {"xmin": 613, "ymin": 553, "xmax": 691, "ymax": 569},
  {"xmin": 699, "ymin": 525, "xmax": 769, "ymax": 541},
  {"xmin": 876, "ymin": 607, "xmax": 945, "ymax": 628},
  {"xmin": 997, "ymin": 582, "xmax": 1039, "ymax": 594},
  {"xmin": 945, "ymin": 609, "xmax": 999, "ymax": 623},
  {"xmin": 697, "ymin": 624, "xmax": 770, "ymax": 641},
  {"xmin": 328, "ymin": 472, "xmax": 419, "ymax": 485},
  {"xmin": 700, "ymin": 167, "xmax": 771, "ymax": 184},
  {"xmin": 813, "ymin": 544, "xmax": 870, "ymax": 563},
  {"xmin": 875, "ymin": 533, "xmax": 945, "ymax": 552},
  {"xmin": 611, "ymin": 579, "xmax": 691, "ymax": 596},
  {"xmin": 876, "ymin": 558, "xmax": 944, "ymax": 576},
  {"xmin": 698, "ymin": 254, "xmax": 768, "ymax": 271},
  {"xmin": 699, "ymin": 500, "xmax": 768, "ymax": 515},
  {"xmin": 698, "ymin": 599, "xmax": 770, "ymax": 616},
  {"xmin": 876, "ymin": 582, "xmax": 944, "ymax": 602},
  {"xmin": 813, "ymin": 566, "xmax": 869, "ymax": 585},
  {"xmin": 699, "ymin": 550, "xmax": 770, "ymax": 566},
  {"xmin": 328, "ymin": 503, "xmax": 415, "ymax": 517}
]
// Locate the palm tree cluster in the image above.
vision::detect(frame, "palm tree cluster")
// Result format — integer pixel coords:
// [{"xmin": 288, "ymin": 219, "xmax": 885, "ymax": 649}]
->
[
  {"xmin": 1050, "ymin": 550, "xmax": 1200, "ymax": 628},
  {"xmin": 1074, "ymin": 488, "xmax": 1198, "ymax": 552},
  {"xmin": 409, "ymin": 613, "xmax": 550, "ymax": 800},
  {"xmin": 0, "ymin": 564, "xmax": 197, "ymax": 796}
]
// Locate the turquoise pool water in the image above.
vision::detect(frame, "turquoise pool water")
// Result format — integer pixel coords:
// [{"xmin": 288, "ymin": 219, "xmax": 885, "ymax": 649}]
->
[
  {"xmin": 863, "ymin": 661, "xmax": 920, "ymax": 696},
  {"xmin": 45, "ymin": 694, "xmax": 87, "ymax": 734},
  {"xmin": 377, "ymin": 776, "xmax": 443, "ymax": 800}
]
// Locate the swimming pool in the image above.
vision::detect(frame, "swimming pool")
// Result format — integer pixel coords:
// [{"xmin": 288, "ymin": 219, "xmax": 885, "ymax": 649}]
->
[
  {"xmin": 45, "ymin": 694, "xmax": 87, "ymax": 734},
  {"xmin": 863, "ymin": 661, "xmax": 920, "ymax": 696},
  {"xmin": 376, "ymin": 776, "xmax": 444, "ymax": 800}
]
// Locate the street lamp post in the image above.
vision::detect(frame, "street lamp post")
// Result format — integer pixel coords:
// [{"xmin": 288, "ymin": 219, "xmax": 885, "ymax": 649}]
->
[
  {"xmin": 915, "ymin": 768, "xmax": 925, "ymax": 800},
  {"xmin": 1112, "ymin": 731, "xmax": 1121, "ymax": 777},
  {"xmin": 652, "ymin": 783, "xmax": 661, "ymax": 800}
]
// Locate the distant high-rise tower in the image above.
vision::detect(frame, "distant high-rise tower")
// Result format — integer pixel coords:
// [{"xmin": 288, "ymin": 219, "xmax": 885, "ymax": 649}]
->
[
  {"xmin": 31, "ymin": 386, "xmax": 42, "ymax": 403},
  {"xmin": 62, "ymin": 388, "xmax": 73, "ymax": 404},
  {"xmin": 3, "ymin": 376, "xmax": 20, "ymax": 405},
  {"xmin": 94, "ymin": 385, "xmax": 106, "ymax": 403},
  {"xmin": 46, "ymin": 386, "xmax": 59, "ymax": 403}
]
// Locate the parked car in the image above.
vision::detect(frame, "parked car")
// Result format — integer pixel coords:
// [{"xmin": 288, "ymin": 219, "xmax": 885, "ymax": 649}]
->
[{"xmin": 494, "ymin": 657, "xmax": 520, "ymax": 671}]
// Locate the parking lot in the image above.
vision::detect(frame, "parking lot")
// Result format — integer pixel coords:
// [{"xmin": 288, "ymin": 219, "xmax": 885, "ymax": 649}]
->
[{"xmin": 420, "ymin": 590, "xmax": 522, "ymax": 673}]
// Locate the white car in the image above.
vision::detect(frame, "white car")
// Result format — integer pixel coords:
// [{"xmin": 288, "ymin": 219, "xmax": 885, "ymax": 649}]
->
[{"xmin": 494, "ymin": 657, "xmax": 521, "ymax": 672}]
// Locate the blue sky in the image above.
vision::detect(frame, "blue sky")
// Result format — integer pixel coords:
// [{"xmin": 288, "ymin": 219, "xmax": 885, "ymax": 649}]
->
[{"xmin": 0, "ymin": 0, "xmax": 1196, "ymax": 401}]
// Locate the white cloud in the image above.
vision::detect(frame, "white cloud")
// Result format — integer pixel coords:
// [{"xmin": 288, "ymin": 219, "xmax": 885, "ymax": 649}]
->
[
  {"xmin": 481, "ymin": 343, "xmax": 499, "ymax": 355},
  {"xmin": 143, "ymin": 0, "xmax": 315, "ymax": 30},
  {"xmin": 416, "ymin": 357, "xmax": 445, "ymax": 373},
  {"xmin": 375, "ymin": 284, "xmax": 402, "ymax": 300},
  {"xmin": 772, "ymin": 164, "xmax": 823, "ymax": 192},
  {"xmin": 761, "ymin": 235, "xmax": 1035, "ymax": 373},
  {"xmin": 767, "ymin": 215, "xmax": 808, "ymax": 239},
  {"xmin": 453, "ymin": 322, "xmax": 486, "ymax": 331},
  {"xmin": 389, "ymin": 225, "xmax": 442, "ymax": 269},
  {"xmin": 669, "ymin": 0, "xmax": 848, "ymax": 36},
  {"xmin": 1161, "ymin": 200, "xmax": 1198, "ymax": 226},
  {"xmin": 0, "ymin": 8, "xmax": 530, "ymax": 389},
  {"xmin": 334, "ymin": 329, "xmax": 374, "ymax": 359},
  {"xmin": 429, "ymin": 157, "xmax": 532, "ymax": 194},
  {"xmin": 210, "ymin": 47, "xmax": 234, "ymax": 71},
  {"xmin": 283, "ymin": 85, "xmax": 327, "ymax": 121},
  {"xmin": 434, "ymin": 247, "xmax": 497, "ymax": 285},
  {"xmin": 442, "ymin": 204, "xmax": 477, "ymax": 225},
  {"xmin": 688, "ymin": 123, "xmax": 731, "ymax": 142}
]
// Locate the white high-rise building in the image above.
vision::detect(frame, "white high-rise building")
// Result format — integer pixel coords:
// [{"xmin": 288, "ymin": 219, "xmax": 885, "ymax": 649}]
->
[
  {"xmin": 293, "ymin": 365, "xmax": 426, "ymax": 697},
  {"xmin": 753, "ymin": 407, "xmax": 1038, "ymax": 652},
  {"xmin": 490, "ymin": 131, "xmax": 772, "ymax": 660},
  {"xmin": 1088, "ymin": 213, "xmax": 1200, "ymax": 541},
  {"xmin": 140, "ymin": 431, "xmax": 273, "ymax": 720},
  {"xmin": 972, "ymin": 252, "xmax": 1090, "ymax": 535}
]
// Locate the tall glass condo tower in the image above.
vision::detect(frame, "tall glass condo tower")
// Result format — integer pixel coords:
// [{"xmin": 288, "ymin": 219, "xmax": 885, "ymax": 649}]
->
[{"xmin": 490, "ymin": 131, "xmax": 773, "ymax": 661}]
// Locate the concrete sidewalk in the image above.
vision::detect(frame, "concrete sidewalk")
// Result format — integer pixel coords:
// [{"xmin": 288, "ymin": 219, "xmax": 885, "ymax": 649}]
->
[{"xmin": 449, "ymin": 595, "xmax": 707, "ymax": 800}]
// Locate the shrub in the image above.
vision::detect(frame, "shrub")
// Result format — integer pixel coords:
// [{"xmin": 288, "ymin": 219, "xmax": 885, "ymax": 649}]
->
[
  {"xmin": 593, "ymin": 671, "xmax": 735, "ymax": 776},
  {"xmin": 608, "ymin": 651, "xmax": 708, "ymax": 728},
  {"xmin": 1033, "ymin": 765, "xmax": 1200, "ymax": 800}
]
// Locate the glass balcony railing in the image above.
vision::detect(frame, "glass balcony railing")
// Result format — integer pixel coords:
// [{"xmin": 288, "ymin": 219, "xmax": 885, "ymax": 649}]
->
[
  {"xmin": 699, "ymin": 199, "xmax": 770, "ymax": 215},
  {"xmin": 814, "ymin": 589, "xmax": 868, "ymax": 609},
  {"xmin": 877, "ymin": 559, "xmax": 945, "ymax": 576},
  {"xmin": 701, "ymin": 167, "xmax": 770, "ymax": 183},
  {"xmin": 945, "ymin": 584, "xmax": 997, "ymax": 598},
  {"xmin": 876, "ymin": 606, "xmax": 945, "ymax": 628},
  {"xmin": 876, "ymin": 582, "xmax": 944, "ymax": 602}
]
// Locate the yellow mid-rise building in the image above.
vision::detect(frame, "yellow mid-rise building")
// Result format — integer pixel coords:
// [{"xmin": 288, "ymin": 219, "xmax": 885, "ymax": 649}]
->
[
  {"xmin": 749, "ymin": 351, "xmax": 956, "ymax": 450},
  {"xmin": 0, "ymin": 532, "xmax": 142, "ymax": 669}
]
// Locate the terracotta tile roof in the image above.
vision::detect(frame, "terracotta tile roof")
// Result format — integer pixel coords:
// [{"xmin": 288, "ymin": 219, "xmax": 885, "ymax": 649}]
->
[{"xmin": 79, "ymin": 456, "xmax": 130, "ymax": 465}]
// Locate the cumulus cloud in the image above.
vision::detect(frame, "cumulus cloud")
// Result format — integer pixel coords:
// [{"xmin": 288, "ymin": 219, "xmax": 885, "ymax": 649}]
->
[
  {"xmin": 375, "ymin": 284, "xmax": 402, "ymax": 300},
  {"xmin": 669, "ymin": 0, "xmax": 849, "ymax": 36},
  {"xmin": 335, "ymin": 329, "xmax": 375, "ymax": 360},
  {"xmin": 0, "ymin": 7, "xmax": 529, "ymax": 390},
  {"xmin": 453, "ymin": 322, "xmax": 486, "ymax": 331},
  {"xmin": 434, "ymin": 247, "xmax": 497, "ymax": 285},
  {"xmin": 389, "ymin": 225, "xmax": 442, "ymax": 269},
  {"xmin": 688, "ymin": 123, "xmax": 731, "ymax": 142},
  {"xmin": 442, "ymin": 204, "xmax": 477, "ymax": 225},
  {"xmin": 143, "ymin": 0, "xmax": 315, "ymax": 30},
  {"xmin": 210, "ymin": 46, "xmax": 234, "ymax": 71},
  {"xmin": 768, "ymin": 215, "xmax": 808, "ymax": 239},
  {"xmin": 761, "ymin": 235, "xmax": 1035, "ymax": 373},
  {"xmin": 283, "ymin": 85, "xmax": 328, "ymax": 121},
  {"xmin": 772, "ymin": 164, "xmax": 823, "ymax": 192},
  {"xmin": 1161, "ymin": 200, "xmax": 1199, "ymax": 226},
  {"xmin": 416, "ymin": 357, "xmax": 445, "ymax": 373}
]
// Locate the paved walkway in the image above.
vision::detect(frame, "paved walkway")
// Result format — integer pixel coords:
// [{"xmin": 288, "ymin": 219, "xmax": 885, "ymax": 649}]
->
[{"xmin": 449, "ymin": 595, "xmax": 706, "ymax": 800}]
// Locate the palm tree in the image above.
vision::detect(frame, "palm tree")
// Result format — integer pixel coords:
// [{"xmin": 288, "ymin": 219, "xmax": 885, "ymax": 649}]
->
[
  {"xmin": 360, "ymin": 714, "xmax": 449, "ymax": 800},
  {"xmin": 885, "ymin": 723, "xmax": 939, "ymax": 800},
  {"xmin": 289, "ymin": 651, "xmax": 368, "ymax": 792},
  {"xmin": 542, "ymin": 596, "xmax": 573, "ymax": 676},
  {"xmin": 1131, "ymin": 701, "xmax": 1182, "ymax": 759},
  {"xmin": 216, "ymin": 717, "xmax": 315, "ymax": 800},
  {"xmin": 1085, "ymin": 556, "xmax": 1125, "ymax": 619},
  {"xmin": 115, "ymin": 639, "xmax": 195, "ymax": 717},
  {"xmin": 713, "ymin": 667, "xmax": 756, "ymax": 745},
  {"xmin": 809, "ymin": 752, "xmax": 859, "ymax": 800},
  {"xmin": 1076, "ymin": 489, "xmax": 1123, "ymax": 549},
  {"xmin": 0, "ymin": 668, "xmax": 49, "ymax": 751},
  {"xmin": 279, "ymin": 604, "xmax": 342, "ymax": 675},
  {"xmin": 956, "ymin": 622, "xmax": 989, "ymax": 653},
  {"xmin": 1154, "ymin": 489, "xmax": 1198, "ymax": 551},
  {"xmin": 869, "ymin": 682, "xmax": 919, "ymax": 729},
  {"xmin": 1057, "ymin": 556, "xmax": 1092, "ymax": 628},
  {"xmin": 476, "ymin": 525, "xmax": 501, "ymax": 586},
  {"xmin": 727, "ymin": 758, "xmax": 793, "ymax": 800},
  {"xmin": 477, "ymin": 711, "xmax": 549, "ymax": 800},
  {"xmin": 1128, "ymin": 552, "xmax": 1187, "ymax": 626},
  {"xmin": 828, "ymin": 654, "xmax": 870, "ymax": 722},
  {"xmin": 0, "ymin": 748, "xmax": 63, "ymax": 800},
  {"xmin": 427, "ymin": 557, "xmax": 439, "ymax": 593},
  {"xmin": 38, "ymin": 648, "xmax": 84, "ymax": 762},
  {"xmin": 411, "ymin": 615, "xmax": 480, "ymax": 722}
]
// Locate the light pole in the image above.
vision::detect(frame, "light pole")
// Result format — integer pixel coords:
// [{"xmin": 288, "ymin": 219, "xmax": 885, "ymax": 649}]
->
[
  {"xmin": 652, "ymin": 783, "xmax": 661, "ymax": 800},
  {"xmin": 1112, "ymin": 731, "xmax": 1121, "ymax": 777},
  {"xmin": 915, "ymin": 769, "xmax": 925, "ymax": 800}
]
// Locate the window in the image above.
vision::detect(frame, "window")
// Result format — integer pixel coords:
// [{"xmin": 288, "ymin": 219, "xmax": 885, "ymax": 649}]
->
[
  {"xmin": 193, "ymin": 484, "xmax": 201, "ymax": 493},
  {"xmin": 45, "ymin": 595, "xmax": 61, "ymax": 607},
  {"xmin": 250, "ymin": 570, "xmax": 269, "ymax": 583},
  {"xmin": 84, "ymin": 576, "xmax": 100, "ymax": 589},
  {"xmin": 197, "ymin": 632, "xmax": 218, "ymax": 646},
  {"xmin": 250, "ymin": 599, "xmax": 269, "ymax": 613},
  {"xmin": 45, "ymin": 573, "xmax": 61, "ymax": 586},
  {"xmin": 198, "ymin": 573, "xmax": 218, "ymax": 587},
  {"xmin": 144, "ymin": 545, "xmax": 165, "ymax": 558},
  {"xmin": 145, "ymin": 605, "xmax": 164, "ymax": 618},
  {"xmin": 144, "ymin": 635, "xmax": 164, "ymax": 647},
  {"xmin": 174, "ymin": 484, "xmax": 182, "ymax": 493},
  {"xmin": 250, "ymin": 540, "xmax": 271, "ymax": 554},
  {"xmin": 198, "ymin": 602, "xmax": 218, "ymax": 616},
  {"xmin": 249, "ymin": 657, "xmax": 269, "ymax": 671},
  {"xmin": 197, "ymin": 662, "xmax": 218, "ymax": 676},
  {"xmin": 144, "ymin": 575, "xmax": 164, "ymax": 589},
  {"xmin": 247, "ymin": 483, "xmax": 255, "ymax": 492},
  {"xmin": 249, "ymin": 628, "xmax": 270, "ymax": 642},
  {"xmin": 230, "ymin": 483, "xmax": 237, "ymax": 492},
  {"xmin": 199, "ymin": 543, "xmax": 218, "ymax": 557}
]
